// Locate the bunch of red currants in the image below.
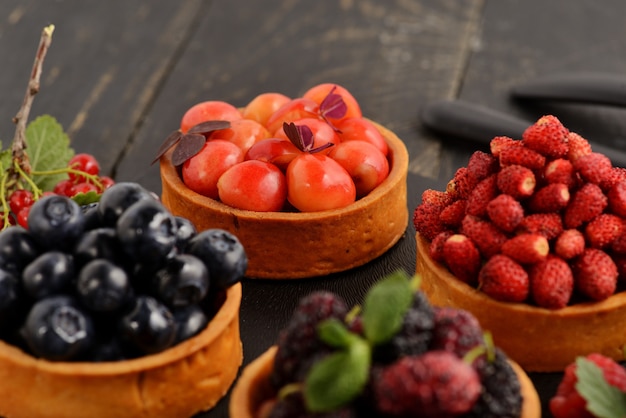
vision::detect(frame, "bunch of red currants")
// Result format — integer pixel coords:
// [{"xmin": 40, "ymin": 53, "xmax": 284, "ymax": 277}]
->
[{"xmin": 177, "ymin": 83, "xmax": 391, "ymax": 212}]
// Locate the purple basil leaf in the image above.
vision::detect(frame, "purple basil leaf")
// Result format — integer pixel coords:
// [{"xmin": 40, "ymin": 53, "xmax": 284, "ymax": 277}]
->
[
  {"xmin": 187, "ymin": 120, "xmax": 231, "ymax": 136},
  {"xmin": 297, "ymin": 124, "xmax": 315, "ymax": 151},
  {"xmin": 319, "ymin": 86, "xmax": 347, "ymax": 120},
  {"xmin": 171, "ymin": 134, "xmax": 207, "ymax": 166},
  {"xmin": 151, "ymin": 130, "xmax": 183, "ymax": 165},
  {"xmin": 283, "ymin": 122, "xmax": 313, "ymax": 152}
]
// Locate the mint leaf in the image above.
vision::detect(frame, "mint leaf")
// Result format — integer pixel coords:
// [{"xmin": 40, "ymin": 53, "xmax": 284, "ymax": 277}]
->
[
  {"xmin": 362, "ymin": 270, "xmax": 413, "ymax": 345},
  {"xmin": 26, "ymin": 115, "xmax": 74, "ymax": 191},
  {"xmin": 576, "ymin": 357, "xmax": 626, "ymax": 418},
  {"xmin": 304, "ymin": 337, "xmax": 370, "ymax": 412},
  {"xmin": 317, "ymin": 318, "xmax": 354, "ymax": 348}
]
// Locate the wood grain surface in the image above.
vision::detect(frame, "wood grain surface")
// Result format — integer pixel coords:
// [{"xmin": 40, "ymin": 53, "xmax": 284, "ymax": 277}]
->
[{"xmin": 3, "ymin": 0, "xmax": 626, "ymax": 416}]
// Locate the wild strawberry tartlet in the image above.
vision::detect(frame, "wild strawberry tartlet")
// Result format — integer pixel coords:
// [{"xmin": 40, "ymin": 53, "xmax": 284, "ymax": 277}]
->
[
  {"xmin": 159, "ymin": 84, "xmax": 409, "ymax": 279},
  {"xmin": 0, "ymin": 183, "xmax": 245, "ymax": 418},
  {"xmin": 229, "ymin": 271, "xmax": 541, "ymax": 418},
  {"xmin": 414, "ymin": 115, "xmax": 626, "ymax": 371}
]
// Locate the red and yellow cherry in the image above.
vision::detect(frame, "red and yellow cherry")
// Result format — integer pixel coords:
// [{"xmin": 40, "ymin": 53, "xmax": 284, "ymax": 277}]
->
[
  {"xmin": 182, "ymin": 139, "xmax": 244, "ymax": 199},
  {"xmin": 274, "ymin": 118, "xmax": 340, "ymax": 155},
  {"xmin": 217, "ymin": 160, "xmax": 287, "ymax": 212},
  {"xmin": 265, "ymin": 98, "xmax": 319, "ymax": 134},
  {"xmin": 180, "ymin": 101, "xmax": 242, "ymax": 133},
  {"xmin": 242, "ymin": 92, "xmax": 291, "ymax": 127},
  {"xmin": 244, "ymin": 138, "xmax": 301, "ymax": 171},
  {"xmin": 302, "ymin": 83, "xmax": 362, "ymax": 122},
  {"xmin": 329, "ymin": 141, "xmax": 389, "ymax": 198},
  {"xmin": 209, "ymin": 119, "xmax": 271, "ymax": 154},
  {"xmin": 336, "ymin": 117, "xmax": 388, "ymax": 156},
  {"xmin": 286, "ymin": 153, "xmax": 356, "ymax": 212}
]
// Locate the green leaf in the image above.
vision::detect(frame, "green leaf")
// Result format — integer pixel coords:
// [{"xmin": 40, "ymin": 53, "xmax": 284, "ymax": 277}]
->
[
  {"xmin": 304, "ymin": 338, "xmax": 370, "ymax": 412},
  {"xmin": 25, "ymin": 115, "xmax": 74, "ymax": 191},
  {"xmin": 362, "ymin": 270, "xmax": 414, "ymax": 345},
  {"xmin": 0, "ymin": 148, "xmax": 11, "ymax": 173},
  {"xmin": 71, "ymin": 191, "xmax": 101, "ymax": 206},
  {"xmin": 317, "ymin": 318, "xmax": 354, "ymax": 348},
  {"xmin": 576, "ymin": 357, "xmax": 626, "ymax": 418}
]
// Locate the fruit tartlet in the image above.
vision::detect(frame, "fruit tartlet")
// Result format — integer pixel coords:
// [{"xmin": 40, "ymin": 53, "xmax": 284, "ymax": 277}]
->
[
  {"xmin": 0, "ymin": 182, "xmax": 245, "ymax": 418},
  {"xmin": 158, "ymin": 83, "xmax": 409, "ymax": 279},
  {"xmin": 414, "ymin": 114, "xmax": 626, "ymax": 371},
  {"xmin": 229, "ymin": 271, "xmax": 541, "ymax": 418}
]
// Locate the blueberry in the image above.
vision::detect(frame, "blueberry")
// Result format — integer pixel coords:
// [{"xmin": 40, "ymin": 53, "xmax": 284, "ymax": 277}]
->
[
  {"xmin": 73, "ymin": 227, "xmax": 122, "ymax": 267},
  {"xmin": 119, "ymin": 296, "xmax": 176, "ymax": 354},
  {"xmin": 76, "ymin": 259, "xmax": 131, "ymax": 312},
  {"xmin": 116, "ymin": 199, "xmax": 177, "ymax": 264},
  {"xmin": 80, "ymin": 202, "xmax": 102, "ymax": 230},
  {"xmin": 0, "ymin": 226, "xmax": 39, "ymax": 275},
  {"xmin": 97, "ymin": 182, "xmax": 155, "ymax": 227},
  {"xmin": 186, "ymin": 229, "xmax": 247, "ymax": 290},
  {"xmin": 154, "ymin": 254, "xmax": 210, "ymax": 307},
  {"xmin": 87, "ymin": 336, "xmax": 127, "ymax": 362},
  {"xmin": 172, "ymin": 304, "xmax": 208, "ymax": 344},
  {"xmin": 0, "ymin": 269, "xmax": 22, "ymax": 322},
  {"xmin": 22, "ymin": 296, "xmax": 95, "ymax": 361},
  {"xmin": 174, "ymin": 216, "xmax": 197, "ymax": 250},
  {"xmin": 22, "ymin": 251, "xmax": 75, "ymax": 299},
  {"xmin": 28, "ymin": 195, "xmax": 86, "ymax": 252}
]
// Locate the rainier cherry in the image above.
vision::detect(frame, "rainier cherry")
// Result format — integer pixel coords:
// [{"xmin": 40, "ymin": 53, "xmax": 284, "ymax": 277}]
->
[
  {"xmin": 209, "ymin": 119, "xmax": 271, "ymax": 154},
  {"xmin": 182, "ymin": 140, "xmax": 243, "ymax": 199},
  {"xmin": 336, "ymin": 117, "xmax": 388, "ymax": 156},
  {"xmin": 180, "ymin": 101, "xmax": 242, "ymax": 133},
  {"xmin": 329, "ymin": 141, "xmax": 389, "ymax": 197},
  {"xmin": 242, "ymin": 92, "xmax": 291, "ymax": 126},
  {"xmin": 287, "ymin": 153, "xmax": 356, "ymax": 212},
  {"xmin": 217, "ymin": 160, "xmax": 287, "ymax": 212},
  {"xmin": 302, "ymin": 83, "xmax": 362, "ymax": 122},
  {"xmin": 265, "ymin": 98, "xmax": 319, "ymax": 134},
  {"xmin": 245, "ymin": 138, "xmax": 300, "ymax": 171},
  {"xmin": 274, "ymin": 118, "xmax": 340, "ymax": 155}
]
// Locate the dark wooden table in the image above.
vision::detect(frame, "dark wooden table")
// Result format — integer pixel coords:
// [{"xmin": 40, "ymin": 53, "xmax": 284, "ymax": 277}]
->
[{"xmin": 3, "ymin": 1, "xmax": 626, "ymax": 416}]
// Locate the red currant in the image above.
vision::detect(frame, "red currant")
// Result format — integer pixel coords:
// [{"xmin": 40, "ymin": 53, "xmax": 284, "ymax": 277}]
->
[
  {"xmin": 53, "ymin": 179, "xmax": 75, "ymax": 197},
  {"xmin": 98, "ymin": 176, "xmax": 115, "ymax": 192},
  {"xmin": 68, "ymin": 153, "xmax": 100, "ymax": 183},
  {"xmin": 71, "ymin": 182, "xmax": 99, "ymax": 196},
  {"xmin": 16, "ymin": 206, "xmax": 30, "ymax": 228},
  {"xmin": 9, "ymin": 190, "xmax": 34, "ymax": 215}
]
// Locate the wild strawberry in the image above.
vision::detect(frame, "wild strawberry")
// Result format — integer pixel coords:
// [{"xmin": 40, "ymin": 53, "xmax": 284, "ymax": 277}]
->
[
  {"xmin": 527, "ymin": 183, "xmax": 570, "ymax": 213},
  {"xmin": 447, "ymin": 167, "xmax": 477, "ymax": 200},
  {"xmin": 544, "ymin": 158, "xmax": 578, "ymax": 188},
  {"xmin": 486, "ymin": 194, "xmax": 524, "ymax": 233},
  {"xmin": 572, "ymin": 248, "xmax": 618, "ymax": 301},
  {"xmin": 489, "ymin": 136, "xmax": 520, "ymax": 158},
  {"xmin": 566, "ymin": 131, "xmax": 592, "ymax": 162},
  {"xmin": 550, "ymin": 353, "xmax": 626, "ymax": 418},
  {"xmin": 516, "ymin": 213, "xmax": 563, "ymax": 240},
  {"xmin": 608, "ymin": 181, "xmax": 626, "ymax": 217},
  {"xmin": 466, "ymin": 150, "xmax": 498, "ymax": 182},
  {"xmin": 614, "ymin": 255, "xmax": 626, "ymax": 280},
  {"xmin": 413, "ymin": 203, "xmax": 446, "ymax": 241},
  {"xmin": 496, "ymin": 165, "xmax": 536, "ymax": 199},
  {"xmin": 430, "ymin": 307, "xmax": 485, "ymax": 359},
  {"xmin": 429, "ymin": 230, "xmax": 454, "ymax": 262},
  {"xmin": 460, "ymin": 215, "xmax": 508, "ymax": 258},
  {"xmin": 499, "ymin": 145, "xmax": 546, "ymax": 170},
  {"xmin": 478, "ymin": 255, "xmax": 529, "ymax": 303},
  {"xmin": 522, "ymin": 115, "xmax": 569, "ymax": 158},
  {"xmin": 564, "ymin": 183, "xmax": 608, "ymax": 229},
  {"xmin": 442, "ymin": 234, "xmax": 482, "ymax": 284},
  {"xmin": 585, "ymin": 213, "xmax": 623, "ymax": 249},
  {"xmin": 554, "ymin": 229, "xmax": 586, "ymax": 259},
  {"xmin": 501, "ymin": 233, "xmax": 549, "ymax": 264},
  {"xmin": 421, "ymin": 188, "xmax": 453, "ymax": 207},
  {"xmin": 601, "ymin": 166, "xmax": 626, "ymax": 192},
  {"xmin": 611, "ymin": 232, "xmax": 626, "ymax": 255},
  {"xmin": 529, "ymin": 255, "xmax": 573, "ymax": 309},
  {"xmin": 373, "ymin": 351, "xmax": 481, "ymax": 417},
  {"xmin": 573, "ymin": 152, "xmax": 613, "ymax": 185},
  {"xmin": 466, "ymin": 175, "xmax": 498, "ymax": 217},
  {"xmin": 439, "ymin": 199, "xmax": 467, "ymax": 228}
]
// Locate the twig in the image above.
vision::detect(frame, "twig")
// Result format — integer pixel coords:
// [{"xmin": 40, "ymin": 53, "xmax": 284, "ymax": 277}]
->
[{"xmin": 8, "ymin": 24, "xmax": 55, "ymax": 184}]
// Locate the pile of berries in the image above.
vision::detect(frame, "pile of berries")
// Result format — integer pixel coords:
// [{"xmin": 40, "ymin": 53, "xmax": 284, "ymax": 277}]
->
[
  {"xmin": 3, "ymin": 153, "xmax": 114, "ymax": 229},
  {"xmin": 414, "ymin": 115, "xmax": 626, "ymax": 308},
  {"xmin": 550, "ymin": 353, "xmax": 626, "ymax": 418},
  {"xmin": 158, "ymin": 83, "xmax": 391, "ymax": 212},
  {"xmin": 260, "ymin": 272, "xmax": 523, "ymax": 417},
  {"xmin": 0, "ymin": 182, "xmax": 247, "ymax": 362}
]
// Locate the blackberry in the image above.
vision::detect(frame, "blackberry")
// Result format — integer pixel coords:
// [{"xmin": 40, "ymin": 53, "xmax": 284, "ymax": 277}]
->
[
  {"xmin": 270, "ymin": 291, "xmax": 348, "ymax": 389},
  {"xmin": 372, "ymin": 291, "xmax": 434, "ymax": 364},
  {"xmin": 465, "ymin": 348, "xmax": 522, "ymax": 418},
  {"xmin": 429, "ymin": 306, "xmax": 485, "ymax": 358},
  {"xmin": 268, "ymin": 392, "xmax": 357, "ymax": 418}
]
